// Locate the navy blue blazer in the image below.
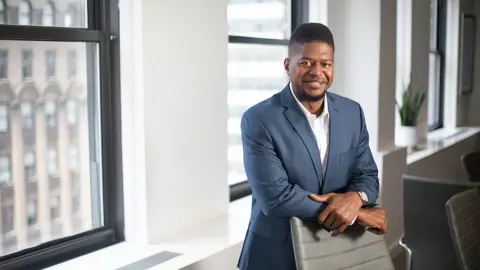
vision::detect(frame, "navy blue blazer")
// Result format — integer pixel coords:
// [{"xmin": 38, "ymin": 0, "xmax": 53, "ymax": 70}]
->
[{"xmin": 237, "ymin": 85, "xmax": 379, "ymax": 270}]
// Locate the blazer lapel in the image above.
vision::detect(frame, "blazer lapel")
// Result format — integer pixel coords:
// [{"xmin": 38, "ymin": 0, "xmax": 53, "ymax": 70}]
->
[
  {"xmin": 323, "ymin": 94, "xmax": 341, "ymax": 183},
  {"xmin": 281, "ymin": 86, "xmax": 323, "ymax": 187}
]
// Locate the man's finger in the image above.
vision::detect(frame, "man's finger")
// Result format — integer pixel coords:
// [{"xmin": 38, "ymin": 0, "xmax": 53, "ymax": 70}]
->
[
  {"xmin": 332, "ymin": 223, "xmax": 349, "ymax": 237},
  {"xmin": 324, "ymin": 214, "xmax": 336, "ymax": 229},
  {"xmin": 318, "ymin": 207, "xmax": 332, "ymax": 224},
  {"xmin": 309, "ymin": 193, "xmax": 332, "ymax": 203}
]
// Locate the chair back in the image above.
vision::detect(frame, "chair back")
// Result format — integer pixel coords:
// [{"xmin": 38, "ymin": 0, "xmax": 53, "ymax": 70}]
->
[
  {"xmin": 461, "ymin": 150, "xmax": 480, "ymax": 182},
  {"xmin": 445, "ymin": 188, "xmax": 480, "ymax": 270},
  {"xmin": 290, "ymin": 217, "xmax": 394, "ymax": 270}
]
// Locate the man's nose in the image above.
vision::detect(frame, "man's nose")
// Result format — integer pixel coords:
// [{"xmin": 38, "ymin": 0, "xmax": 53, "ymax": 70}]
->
[{"xmin": 309, "ymin": 62, "xmax": 324, "ymax": 76}]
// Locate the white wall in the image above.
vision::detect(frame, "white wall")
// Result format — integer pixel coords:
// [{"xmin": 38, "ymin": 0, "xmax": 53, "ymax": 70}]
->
[{"xmin": 120, "ymin": 0, "xmax": 229, "ymax": 244}]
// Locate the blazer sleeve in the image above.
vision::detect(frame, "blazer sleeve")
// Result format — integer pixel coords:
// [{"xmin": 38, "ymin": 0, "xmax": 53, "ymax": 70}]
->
[
  {"xmin": 345, "ymin": 104, "xmax": 380, "ymax": 205},
  {"xmin": 241, "ymin": 110, "xmax": 327, "ymax": 219}
]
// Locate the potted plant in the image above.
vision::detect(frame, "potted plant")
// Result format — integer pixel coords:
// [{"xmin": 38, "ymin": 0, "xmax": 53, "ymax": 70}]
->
[{"xmin": 395, "ymin": 82, "xmax": 426, "ymax": 148}]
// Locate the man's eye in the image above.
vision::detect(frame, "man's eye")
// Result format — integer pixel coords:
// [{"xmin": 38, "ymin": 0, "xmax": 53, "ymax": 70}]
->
[{"xmin": 299, "ymin": 61, "xmax": 311, "ymax": 67}]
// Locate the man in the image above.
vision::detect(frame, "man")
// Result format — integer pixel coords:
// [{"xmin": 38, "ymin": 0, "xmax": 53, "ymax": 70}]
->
[{"xmin": 237, "ymin": 23, "xmax": 387, "ymax": 270}]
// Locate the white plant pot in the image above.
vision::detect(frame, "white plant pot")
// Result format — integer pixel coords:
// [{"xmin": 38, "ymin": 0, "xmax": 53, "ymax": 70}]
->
[{"xmin": 396, "ymin": 126, "xmax": 418, "ymax": 147}]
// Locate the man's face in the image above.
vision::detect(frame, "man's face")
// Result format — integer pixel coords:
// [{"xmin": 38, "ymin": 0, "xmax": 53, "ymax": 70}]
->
[{"xmin": 284, "ymin": 41, "xmax": 334, "ymax": 101}]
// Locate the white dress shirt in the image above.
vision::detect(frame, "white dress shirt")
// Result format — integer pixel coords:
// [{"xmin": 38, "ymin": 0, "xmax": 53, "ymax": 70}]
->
[
  {"xmin": 290, "ymin": 83, "xmax": 357, "ymax": 225},
  {"xmin": 290, "ymin": 83, "xmax": 329, "ymax": 175}
]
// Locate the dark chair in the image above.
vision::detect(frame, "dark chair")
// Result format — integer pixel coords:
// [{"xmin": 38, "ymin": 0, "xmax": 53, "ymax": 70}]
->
[
  {"xmin": 403, "ymin": 174, "xmax": 480, "ymax": 270},
  {"xmin": 445, "ymin": 187, "xmax": 480, "ymax": 270},
  {"xmin": 461, "ymin": 150, "xmax": 480, "ymax": 182}
]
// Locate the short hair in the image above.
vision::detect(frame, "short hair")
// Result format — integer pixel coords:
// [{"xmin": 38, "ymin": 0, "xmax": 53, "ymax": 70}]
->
[{"xmin": 288, "ymin": 23, "xmax": 335, "ymax": 56}]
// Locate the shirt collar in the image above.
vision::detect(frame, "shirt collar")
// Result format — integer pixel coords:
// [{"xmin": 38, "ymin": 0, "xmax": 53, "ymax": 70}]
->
[{"xmin": 289, "ymin": 82, "xmax": 329, "ymax": 118}]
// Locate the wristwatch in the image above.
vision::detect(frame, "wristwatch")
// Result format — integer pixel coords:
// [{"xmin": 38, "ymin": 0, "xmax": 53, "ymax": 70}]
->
[{"xmin": 357, "ymin": 191, "xmax": 368, "ymax": 206}]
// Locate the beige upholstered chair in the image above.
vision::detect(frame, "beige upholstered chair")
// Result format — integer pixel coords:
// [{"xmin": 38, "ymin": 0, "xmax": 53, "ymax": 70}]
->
[
  {"xmin": 290, "ymin": 217, "xmax": 394, "ymax": 270},
  {"xmin": 445, "ymin": 188, "xmax": 480, "ymax": 270}
]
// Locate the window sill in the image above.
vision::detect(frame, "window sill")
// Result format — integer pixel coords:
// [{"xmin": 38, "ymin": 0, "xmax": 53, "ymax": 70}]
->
[
  {"xmin": 46, "ymin": 196, "xmax": 252, "ymax": 270},
  {"xmin": 406, "ymin": 127, "xmax": 480, "ymax": 165}
]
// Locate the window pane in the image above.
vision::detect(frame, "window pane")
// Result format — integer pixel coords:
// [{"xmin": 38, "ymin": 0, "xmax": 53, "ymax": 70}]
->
[
  {"xmin": 45, "ymin": 51, "xmax": 56, "ymax": 77},
  {"xmin": 42, "ymin": 3, "xmax": 55, "ymax": 26},
  {"xmin": 0, "ymin": 41, "xmax": 103, "ymax": 255},
  {"xmin": 228, "ymin": 0, "xmax": 291, "ymax": 39},
  {"xmin": 0, "ymin": 50, "xmax": 7, "ymax": 79},
  {"xmin": 428, "ymin": 52, "xmax": 441, "ymax": 127},
  {"xmin": 3, "ymin": 1, "xmax": 86, "ymax": 28},
  {"xmin": 0, "ymin": 156, "xmax": 10, "ymax": 184},
  {"xmin": 0, "ymin": 104, "xmax": 8, "ymax": 132},
  {"xmin": 228, "ymin": 43, "xmax": 288, "ymax": 185}
]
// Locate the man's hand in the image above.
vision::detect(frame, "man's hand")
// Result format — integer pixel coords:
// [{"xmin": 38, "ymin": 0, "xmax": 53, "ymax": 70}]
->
[
  {"xmin": 309, "ymin": 192, "xmax": 363, "ymax": 236},
  {"xmin": 357, "ymin": 208, "xmax": 387, "ymax": 235}
]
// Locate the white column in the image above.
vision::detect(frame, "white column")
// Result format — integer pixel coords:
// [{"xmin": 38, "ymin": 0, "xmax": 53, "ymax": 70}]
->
[
  {"xmin": 444, "ymin": 0, "xmax": 460, "ymax": 130},
  {"xmin": 119, "ymin": 0, "xmax": 229, "ymax": 244},
  {"xmin": 326, "ymin": 0, "xmax": 406, "ymax": 257}
]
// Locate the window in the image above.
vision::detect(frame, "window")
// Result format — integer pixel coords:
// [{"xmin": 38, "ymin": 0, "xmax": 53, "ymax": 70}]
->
[
  {"xmin": 42, "ymin": 2, "xmax": 55, "ymax": 26},
  {"xmin": 47, "ymin": 149, "xmax": 58, "ymax": 176},
  {"xmin": 21, "ymin": 102, "xmax": 35, "ymax": 129},
  {"xmin": 2, "ymin": 205, "xmax": 14, "ymax": 234},
  {"xmin": 64, "ymin": 4, "xmax": 78, "ymax": 28},
  {"xmin": 228, "ymin": 0, "xmax": 308, "ymax": 201},
  {"xmin": 24, "ymin": 151, "xmax": 35, "ymax": 181},
  {"xmin": 0, "ymin": 104, "xmax": 8, "ymax": 132},
  {"xmin": 45, "ymin": 100, "xmax": 57, "ymax": 127},
  {"xmin": 22, "ymin": 50, "xmax": 33, "ymax": 78},
  {"xmin": 45, "ymin": 51, "xmax": 56, "ymax": 77},
  {"xmin": 428, "ymin": 0, "xmax": 445, "ymax": 130},
  {"xmin": 19, "ymin": 0, "xmax": 32, "ymax": 26},
  {"xmin": 27, "ymin": 200, "xmax": 37, "ymax": 226},
  {"xmin": 0, "ymin": 0, "xmax": 122, "ymax": 268},
  {"xmin": 0, "ymin": 0, "xmax": 6, "ymax": 24},
  {"xmin": 0, "ymin": 155, "xmax": 10, "ymax": 184},
  {"xmin": 50, "ymin": 196, "xmax": 60, "ymax": 220},
  {"xmin": 0, "ymin": 50, "xmax": 7, "ymax": 78},
  {"xmin": 68, "ymin": 50, "xmax": 77, "ymax": 77}
]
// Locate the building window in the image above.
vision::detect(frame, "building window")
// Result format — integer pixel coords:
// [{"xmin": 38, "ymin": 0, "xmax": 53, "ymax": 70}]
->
[
  {"xmin": 0, "ymin": 155, "xmax": 10, "ymax": 185},
  {"xmin": 22, "ymin": 50, "xmax": 33, "ymax": 78},
  {"xmin": 64, "ymin": 4, "xmax": 77, "ymax": 27},
  {"xmin": 21, "ymin": 102, "xmax": 35, "ymax": 129},
  {"xmin": 42, "ymin": 2, "xmax": 55, "ymax": 26},
  {"xmin": 66, "ymin": 100, "xmax": 78, "ymax": 125},
  {"xmin": 19, "ymin": 0, "xmax": 32, "ymax": 26},
  {"xmin": 428, "ymin": 0, "xmax": 445, "ymax": 130},
  {"xmin": 0, "ymin": 0, "xmax": 122, "ymax": 266},
  {"xmin": 27, "ymin": 199, "xmax": 37, "ymax": 226},
  {"xmin": 24, "ymin": 151, "xmax": 35, "ymax": 181},
  {"xmin": 0, "ymin": 0, "xmax": 6, "ymax": 24},
  {"xmin": 68, "ymin": 50, "xmax": 77, "ymax": 77},
  {"xmin": 47, "ymin": 148, "xmax": 58, "ymax": 176},
  {"xmin": 0, "ymin": 103, "xmax": 8, "ymax": 132},
  {"xmin": 228, "ymin": 0, "xmax": 306, "ymax": 201},
  {"xmin": 45, "ymin": 50, "xmax": 56, "ymax": 77},
  {"xmin": 0, "ymin": 50, "xmax": 7, "ymax": 78},
  {"xmin": 45, "ymin": 100, "xmax": 57, "ymax": 127},
  {"xmin": 2, "ymin": 205, "xmax": 14, "ymax": 233},
  {"xmin": 50, "ymin": 196, "xmax": 60, "ymax": 220}
]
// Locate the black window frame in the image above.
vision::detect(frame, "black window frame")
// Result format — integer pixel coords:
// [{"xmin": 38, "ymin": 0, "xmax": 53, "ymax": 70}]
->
[
  {"xmin": 228, "ymin": 0, "xmax": 309, "ymax": 202},
  {"xmin": 428, "ymin": 0, "xmax": 445, "ymax": 131},
  {"xmin": 0, "ymin": 0, "xmax": 123, "ymax": 269}
]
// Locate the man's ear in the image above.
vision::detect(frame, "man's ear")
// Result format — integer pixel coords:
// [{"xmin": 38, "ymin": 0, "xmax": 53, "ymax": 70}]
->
[{"xmin": 284, "ymin": 58, "xmax": 290, "ymax": 75}]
